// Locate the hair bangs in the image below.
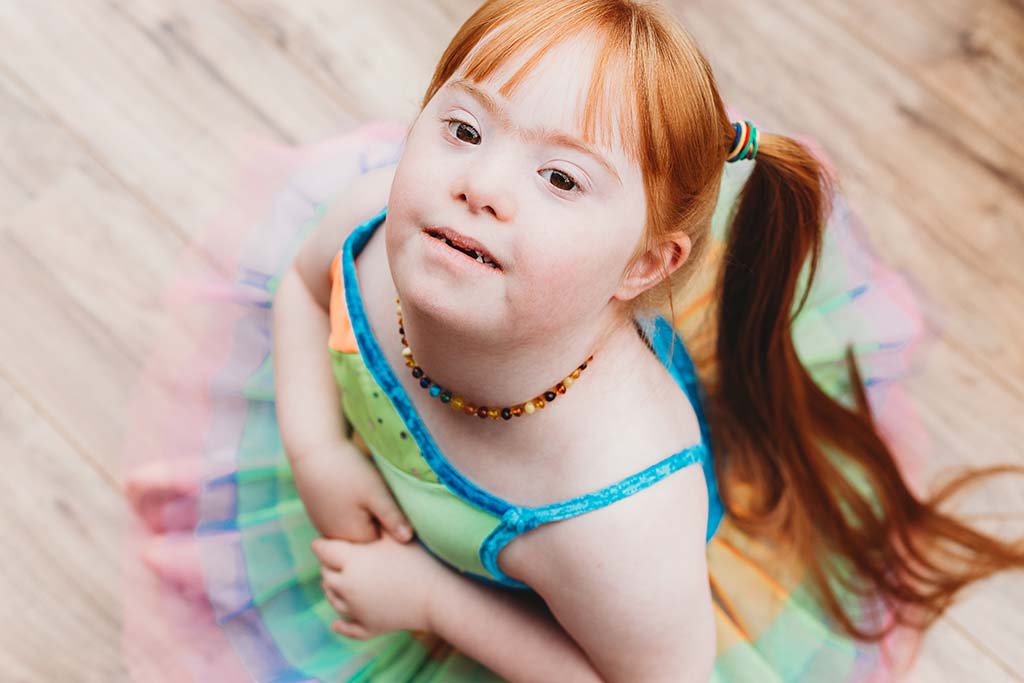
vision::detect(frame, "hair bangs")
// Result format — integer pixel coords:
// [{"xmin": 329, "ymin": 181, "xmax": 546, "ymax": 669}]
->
[{"xmin": 426, "ymin": 0, "xmax": 647, "ymax": 167}]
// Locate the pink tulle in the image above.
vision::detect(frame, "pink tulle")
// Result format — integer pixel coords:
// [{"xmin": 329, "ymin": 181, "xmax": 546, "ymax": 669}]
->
[{"xmin": 119, "ymin": 123, "xmax": 410, "ymax": 681}]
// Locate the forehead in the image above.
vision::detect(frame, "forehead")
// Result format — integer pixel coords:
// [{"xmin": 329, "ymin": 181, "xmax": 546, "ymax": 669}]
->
[{"xmin": 447, "ymin": 29, "xmax": 636, "ymax": 164}]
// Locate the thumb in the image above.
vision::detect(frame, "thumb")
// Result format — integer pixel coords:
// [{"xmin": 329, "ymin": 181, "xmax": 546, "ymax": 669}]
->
[{"xmin": 367, "ymin": 494, "xmax": 413, "ymax": 542}]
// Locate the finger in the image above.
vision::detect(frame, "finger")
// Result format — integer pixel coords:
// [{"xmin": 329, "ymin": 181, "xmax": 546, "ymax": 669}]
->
[
  {"xmin": 320, "ymin": 576, "xmax": 343, "ymax": 598},
  {"xmin": 367, "ymin": 495, "xmax": 413, "ymax": 542},
  {"xmin": 321, "ymin": 582, "xmax": 351, "ymax": 617},
  {"xmin": 332, "ymin": 619, "xmax": 370, "ymax": 640},
  {"xmin": 339, "ymin": 509, "xmax": 382, "ymax": 543},
  {"xmin": 311, "ymin": 538, "xmax": 350, "ymax": 568},
  {"xmin": 321, "ymin": 566, "xmax": 345, "ymax": 593}
]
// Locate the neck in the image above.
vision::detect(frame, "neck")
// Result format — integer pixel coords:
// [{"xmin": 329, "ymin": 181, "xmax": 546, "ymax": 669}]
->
[{"xmin": 395, "ymin": 297, "xmax": 642, "ymax": 416}]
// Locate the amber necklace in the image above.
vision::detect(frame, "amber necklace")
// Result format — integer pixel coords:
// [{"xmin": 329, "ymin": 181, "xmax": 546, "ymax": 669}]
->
[{"xmin": 395, "ymin": 297, "xmax": 593, "ymax": 420}]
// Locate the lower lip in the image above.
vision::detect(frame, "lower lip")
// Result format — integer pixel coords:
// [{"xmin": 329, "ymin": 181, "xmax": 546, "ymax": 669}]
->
[{"xmin": 421, "ymin": 232, "xmax": 503, "ymax": 275}]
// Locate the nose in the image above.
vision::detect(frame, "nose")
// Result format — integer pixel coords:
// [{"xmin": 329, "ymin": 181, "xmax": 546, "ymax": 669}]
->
[{"xmin": 450, "ymin": 156, "xmax": 517, "ymax": 221}]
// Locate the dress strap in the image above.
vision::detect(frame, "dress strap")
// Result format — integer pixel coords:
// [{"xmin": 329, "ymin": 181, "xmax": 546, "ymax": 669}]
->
[
  {"xmin": 479, "ymin": 443, "xmax": 708, "ymax": 588},
  {"xmin": 527, "ymin": 443, "xmax": 705, "ymax": 524}
]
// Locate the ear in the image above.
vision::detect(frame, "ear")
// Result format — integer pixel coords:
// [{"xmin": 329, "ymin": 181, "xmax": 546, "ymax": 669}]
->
[{"xmin": 614, "ymin": 232, "xmax": 692, "ymax": 302}]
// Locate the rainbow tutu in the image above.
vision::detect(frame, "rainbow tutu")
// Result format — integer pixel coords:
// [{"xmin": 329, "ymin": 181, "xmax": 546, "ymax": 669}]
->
[{"xmin": 121, "ymin": 121, "xmax": 932, "ymax": 682}]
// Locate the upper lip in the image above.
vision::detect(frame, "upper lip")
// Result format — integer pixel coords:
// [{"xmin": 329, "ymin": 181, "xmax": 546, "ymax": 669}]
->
[{"xmin": 423, "ymin": 226, "xmax": 503, "ymax": 269}]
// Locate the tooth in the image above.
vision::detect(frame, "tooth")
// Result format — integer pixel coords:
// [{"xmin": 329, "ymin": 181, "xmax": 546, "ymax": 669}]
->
[{"xmin": 475, "ymin": 254, "xmax": 484, "ymax": 264}]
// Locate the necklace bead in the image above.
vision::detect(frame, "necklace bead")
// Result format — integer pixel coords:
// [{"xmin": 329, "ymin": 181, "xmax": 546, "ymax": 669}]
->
[{"xmin": 394, "ymin": 297, "xmax": 592, "ymax": 421}]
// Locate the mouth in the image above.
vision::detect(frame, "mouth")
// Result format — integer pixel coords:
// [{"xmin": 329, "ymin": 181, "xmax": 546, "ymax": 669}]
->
[{"xmin": 423, "ymin": 227, "xmax": 502, "ymax": 270}]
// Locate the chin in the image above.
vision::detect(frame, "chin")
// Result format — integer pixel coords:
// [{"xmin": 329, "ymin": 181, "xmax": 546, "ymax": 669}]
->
[
  {"xmin": 390, "ymin": 226, "xmax": 506, "ymax": 322},
  {"xmin": 394, "ymin": 270, "xmax": 496, "ymax": 333},
  {"xmin": 398, "ymin": 271, "xmax": 470, "ymax": 315}
]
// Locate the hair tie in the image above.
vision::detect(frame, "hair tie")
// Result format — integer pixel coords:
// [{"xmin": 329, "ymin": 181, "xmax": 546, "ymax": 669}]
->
[{"xmin": 727, "ymin": 120, "xmax": 759, "ymax": 162}]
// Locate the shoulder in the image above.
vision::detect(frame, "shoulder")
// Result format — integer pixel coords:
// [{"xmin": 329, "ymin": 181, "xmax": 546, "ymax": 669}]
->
[
  {"xmin": 559, "ymin": 348, "xmax": 704, "ymax": 503},
  {"xmin": 293, "ymin": 162, "xmax": 397, "ymax": 310},
  {"xmin": 501, "ymin": 462, "xmax": 715, "ymax": 681}
]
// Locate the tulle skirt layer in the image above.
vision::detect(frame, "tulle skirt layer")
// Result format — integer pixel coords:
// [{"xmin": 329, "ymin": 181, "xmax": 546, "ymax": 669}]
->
[{"xmin": 121, "ymin": 122, "xmax": 931, "ymax": 682}]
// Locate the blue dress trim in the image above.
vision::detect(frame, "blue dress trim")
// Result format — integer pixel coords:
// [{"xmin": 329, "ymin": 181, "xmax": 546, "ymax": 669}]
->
[{"xmin": 341, "ymin": 206, "xmax": 723, "ymax": 590}]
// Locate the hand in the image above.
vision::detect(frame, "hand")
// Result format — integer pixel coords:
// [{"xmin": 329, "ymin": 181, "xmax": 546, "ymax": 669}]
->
[
  {"xmin": 311, "ymin": 533, "xmax": 450, "ymax": 639},
  {"xmin": 291, "ymin": 439, "xmax": 413, "ymax": 544}
]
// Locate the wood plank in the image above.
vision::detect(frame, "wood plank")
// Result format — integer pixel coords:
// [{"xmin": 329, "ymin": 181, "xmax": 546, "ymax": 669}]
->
[
  {"xmin": 0, "ymin": 66, "xmax": 185, "ymax": 474},
  {"xmin": 903, "ymin": 615, "xmax": 1023, "ymax": 682},
  {"xmin": 937, "ymin": 566, "xmax": 1024, "ymax": 681},
  {"xmin": 904, "ymin": 341, "xmax": 1024, "ymax": 471},
  {"xmin": 0, "ymin": 0, "xmax": 346, "ymax": 238},
  {"xmin": 812, "ymin": 0, "xmax": 1024, "ymax": 149},
  {"xmin": 226, "ymin": 0, "xmax": 456, "ymax": 123},
  {"xmin": 0, "ymin": 375, "xmax": 127, "ymax": 681}
]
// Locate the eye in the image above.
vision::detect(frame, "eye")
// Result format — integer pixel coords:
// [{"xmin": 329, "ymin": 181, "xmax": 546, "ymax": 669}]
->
[
  {"xmin": 443, "ymin": 118, "xmax": 481, "ymax": 145},
  {"xmin": 540, "ymin": 168, "xmax": 581, "ymax": 194}
]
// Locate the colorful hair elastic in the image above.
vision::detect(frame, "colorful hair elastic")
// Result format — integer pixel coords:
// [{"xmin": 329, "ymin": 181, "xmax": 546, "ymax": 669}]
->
[{"xmin": 727, "ymin": 120, "xmax": 759, "ymax": 162}]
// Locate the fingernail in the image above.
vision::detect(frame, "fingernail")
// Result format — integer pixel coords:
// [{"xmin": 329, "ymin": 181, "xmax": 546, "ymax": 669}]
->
[{"xmin": 397, "ymin": 524, "xmax": 412, "ymax": 540}]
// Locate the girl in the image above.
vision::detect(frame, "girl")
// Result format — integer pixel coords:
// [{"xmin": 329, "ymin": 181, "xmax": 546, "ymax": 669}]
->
[{"xmin": 122, "ymin": 1, "xmax": 1024, "ymax": 681}]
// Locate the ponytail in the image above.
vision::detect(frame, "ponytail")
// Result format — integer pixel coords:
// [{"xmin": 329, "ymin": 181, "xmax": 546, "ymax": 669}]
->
[{"xmin": 708, "ymin": 131, "xmax": 1024, "ymax": 640}]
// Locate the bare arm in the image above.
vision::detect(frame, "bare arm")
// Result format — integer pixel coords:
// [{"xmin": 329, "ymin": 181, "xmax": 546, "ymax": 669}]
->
[
  {"xmin": 273, "ymin": 267, "xmax": 384, "ymax": 541},
  {"xmin": 428, "ymin": 571, "xmax": 604, "ymax": 683},
  {"xmin": 272, "ymin": 166, "xmax": 410, "ymax": 541},
  {"xmin": 274, "ymin": 167, "xmax": 393, "ymax": 463},
  {"xmin": 272, "ymin": 264, "xmax": 348, "ymax": 464},
  {"xmin": 429, "ymin": 464, "xmax": 715, "ymax": 683}
]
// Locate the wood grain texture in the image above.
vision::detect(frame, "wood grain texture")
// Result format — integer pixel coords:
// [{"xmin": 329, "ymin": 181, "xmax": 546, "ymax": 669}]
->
[
  {"xmin": 813, "ymin": 0, "xmax": 1024, "ymax": 143},
  {"xmin": 0, "ymin": 375, "xmax": 129, "ymax": 681},
  {"xmin": 0, "ymin": 0, "xmax": 1020, "ymax": 680}
]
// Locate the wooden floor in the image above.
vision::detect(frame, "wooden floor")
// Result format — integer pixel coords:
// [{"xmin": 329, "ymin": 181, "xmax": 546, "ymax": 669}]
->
[{"xmin": 1, "ymin": 1, "xmax": 1022, "ymax": 680}]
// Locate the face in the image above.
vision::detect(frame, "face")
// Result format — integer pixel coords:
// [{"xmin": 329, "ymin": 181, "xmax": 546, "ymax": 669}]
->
[{"xmin": 385, "ymin": 33, "xmax": 647, "ymax": 344}]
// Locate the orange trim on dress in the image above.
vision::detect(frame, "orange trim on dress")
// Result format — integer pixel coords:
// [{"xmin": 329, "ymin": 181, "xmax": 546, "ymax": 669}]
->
[{"xmin": 328, "ymin": 251, "xmax": 359, "ymax": 354}]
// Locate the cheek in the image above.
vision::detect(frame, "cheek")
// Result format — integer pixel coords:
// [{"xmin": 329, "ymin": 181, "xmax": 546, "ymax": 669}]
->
[
  {"xmin": 391, "ymin": 126, "xmax": 440, "ymax": 189},
  {"xmin": 389, "ymin": 144, "xmax": 460, "ymax": 221},
  {"xmin": 387, "ymin": 147, "xmax": 440, "ymax": 231},
  {"xmin": 509, "ymin": 244, "xmax": 618, "ymax": 325},
  {"xmin": 390, "ymin": 156, "xmax": 429, "ymax": 203}
]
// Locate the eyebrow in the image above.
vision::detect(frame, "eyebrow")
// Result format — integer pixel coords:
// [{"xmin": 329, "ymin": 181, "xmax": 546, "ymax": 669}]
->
[{"xmin": 446, "ymin": 79, "xmax": 622, "ymax": 185}]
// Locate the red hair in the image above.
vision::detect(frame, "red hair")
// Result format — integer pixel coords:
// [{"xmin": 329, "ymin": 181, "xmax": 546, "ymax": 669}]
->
[{"xmin": 421, "ymin": 0, "xmax": 1024, "ymax": 641}]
